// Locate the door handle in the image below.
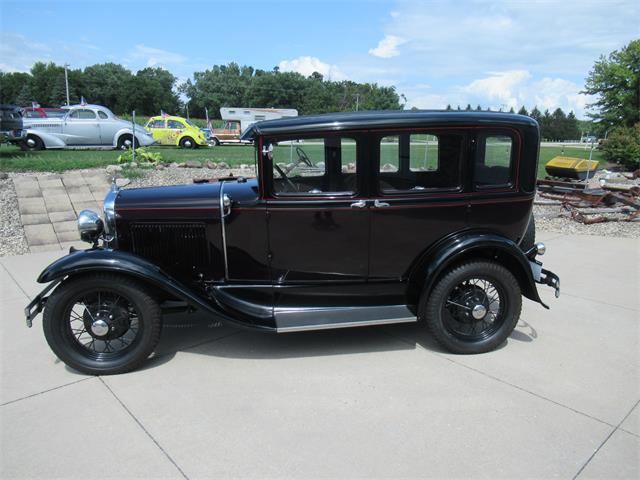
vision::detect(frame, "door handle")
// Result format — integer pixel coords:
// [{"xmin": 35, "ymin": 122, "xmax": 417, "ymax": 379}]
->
[
  {"xmin": 350, "ymin": 200, "xmax": 367, "ymax": 209},
  {"xmin": 374, "ymin": 199, "xmax": 390, "ymax": 208}
]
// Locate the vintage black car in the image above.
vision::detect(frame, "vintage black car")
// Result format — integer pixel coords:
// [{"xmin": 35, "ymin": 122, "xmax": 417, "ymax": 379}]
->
[{"xmin": 25, "ymin": 111, "xmax": 560, "ymax": 375}]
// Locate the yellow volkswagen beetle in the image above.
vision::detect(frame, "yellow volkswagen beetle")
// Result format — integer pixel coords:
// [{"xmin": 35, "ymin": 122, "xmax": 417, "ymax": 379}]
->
[{"xmin": 145, "ymin": 115, "xmax": 208, "ymax": 148}]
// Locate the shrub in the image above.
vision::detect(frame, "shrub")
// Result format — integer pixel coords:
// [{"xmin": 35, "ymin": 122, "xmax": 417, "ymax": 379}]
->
[
  {"xmin": 117, "ymin": 147, "xmax": 163, "ymax": 164},
  {"xmin": 600, "ymin": 124, "xmax": 640, "ymax": 170}
]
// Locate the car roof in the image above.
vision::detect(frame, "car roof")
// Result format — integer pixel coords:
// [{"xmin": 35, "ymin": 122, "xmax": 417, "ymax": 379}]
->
[
  {"xmin": 241, "ymin": 110, "xmax": 538, "ymax": 140},
  {"xmin": 149, "ymin": 115, "xmax": 188, "ymax": 122}
]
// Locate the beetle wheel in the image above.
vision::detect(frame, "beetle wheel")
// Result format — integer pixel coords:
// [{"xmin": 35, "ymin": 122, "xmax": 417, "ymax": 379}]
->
[
  {"xmin": 421, "ymin": 260, "xmax": 521, "ymax": 354},
  {"xmin": 180, "ymin": 136, "xmax": 196, "ymax": 148}
]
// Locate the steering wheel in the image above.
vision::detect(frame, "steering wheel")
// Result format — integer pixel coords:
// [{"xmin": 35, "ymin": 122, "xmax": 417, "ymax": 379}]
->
[
  {"xmin": 274, "ymin": 163, "xmax": 297, "ymax": 192},
  {"xmin": 295, "ymin": 146, "xmax": 313, "ymax": 166}
]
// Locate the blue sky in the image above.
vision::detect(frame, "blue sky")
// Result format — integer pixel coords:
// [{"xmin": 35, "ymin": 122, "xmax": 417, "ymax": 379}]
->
[{"xmin": 1, "ymin": 0, "xmax": 638, "ymax": 118}]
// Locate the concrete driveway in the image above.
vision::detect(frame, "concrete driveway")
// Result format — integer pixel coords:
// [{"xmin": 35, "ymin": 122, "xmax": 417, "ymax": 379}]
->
[{"xmin": 1, "ymin": 233, "xmax": 638, "ymax": 479}]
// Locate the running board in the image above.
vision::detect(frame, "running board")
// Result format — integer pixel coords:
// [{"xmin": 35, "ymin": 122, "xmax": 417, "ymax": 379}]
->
[{"xmin": 275, "ymin": 305, "xmax": 417, "ymax": 333}]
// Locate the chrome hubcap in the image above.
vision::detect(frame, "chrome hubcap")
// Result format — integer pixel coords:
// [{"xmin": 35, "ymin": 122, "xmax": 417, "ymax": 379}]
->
[
  {"xmin": 27, "ymin": 138, "xmax": 36, "ymax": 147},
  {"xmin": 184, "ymin": 140, "xmax": 192, "ymax": 147},
  {"xmin": 471, "ymin": 304, "xmax": 487, "ymax": 320},
  {"xmin": 90, "ymin": 319, "xmax": 109, "ymax": 337}
]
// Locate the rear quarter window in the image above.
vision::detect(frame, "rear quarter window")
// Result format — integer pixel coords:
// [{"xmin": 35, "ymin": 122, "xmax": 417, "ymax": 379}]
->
[{"xmin": 474, "ymin": 134, "xmax": 515, "ymax": 188}]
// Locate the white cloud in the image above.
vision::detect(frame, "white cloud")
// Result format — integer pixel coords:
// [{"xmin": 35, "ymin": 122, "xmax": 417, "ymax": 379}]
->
[
  {"xmin": 278, "ymin": 56, "xmax": 346, "ymax": 80},
  {"xmin": 0, "ymin": 33, "xmax": 52, "ymax": 72},
  {"xmin": 463, "ymin": 70, "xmax": 532, "ymax": 110},
  {"xmin": 368, "ymin": 35, "xmax": 405, "ymax": 58},
  {"xmin": 404, "ymin": 70, "xmax": 591, "ymax": 116},
  {"xmin": 130, "ymin": 44, "xmax": 187, "ymax": 67}
]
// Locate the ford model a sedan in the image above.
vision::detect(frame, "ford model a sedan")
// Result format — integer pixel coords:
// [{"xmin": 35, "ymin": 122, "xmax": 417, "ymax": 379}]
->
[{"xmin": 25, "ymin": 111, "xmax": 560, "ymax": 375}]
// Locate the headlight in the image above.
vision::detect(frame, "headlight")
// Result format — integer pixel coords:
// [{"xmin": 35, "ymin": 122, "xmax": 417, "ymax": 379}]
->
[{"xmin": 77, "ymin": 210, "xmax": 104, "ymax": 244}]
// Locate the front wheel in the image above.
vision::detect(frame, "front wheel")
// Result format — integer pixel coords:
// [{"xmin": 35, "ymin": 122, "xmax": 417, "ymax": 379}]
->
[
  {"xmin": 117, "ymin": 134, "xmax": 139, "ymax": 150},
  {"xmin": 421, "ymin": 261, "xmax": 522, "ymax": 354},
  {"xmin": 42, "ymin": 274, "xmax": 162, "ymax": 375}
]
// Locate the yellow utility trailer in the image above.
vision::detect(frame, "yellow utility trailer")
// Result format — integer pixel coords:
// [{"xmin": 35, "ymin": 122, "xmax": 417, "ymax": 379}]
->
[{"xmin": 545, "ymin": 156, "xmax": 598, "ymax": 180}]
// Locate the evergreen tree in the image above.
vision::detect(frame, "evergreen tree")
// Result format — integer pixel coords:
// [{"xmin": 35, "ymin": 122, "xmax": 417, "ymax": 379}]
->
[{"xmin": 517, "ymin": 106, "xmax": 528, "ymax": 116}]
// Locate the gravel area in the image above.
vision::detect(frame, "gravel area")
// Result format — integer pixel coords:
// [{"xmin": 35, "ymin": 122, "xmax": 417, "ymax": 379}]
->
[
  {"xmin": 1, "ymin": 164, "xmax": 637, "ymax": 257},
  {"xmin": 0, "ymin": 177, "xmax": 29, "ymax": 257}
]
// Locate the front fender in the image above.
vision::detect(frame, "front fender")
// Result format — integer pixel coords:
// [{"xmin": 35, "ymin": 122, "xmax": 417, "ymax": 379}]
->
[
  {"xmin": 411, "ymin": 232, "xmax": 546, "ymax": 307},
  {"xmin": 25, "ymin": 129, "xmax": 66, "ymax": 148},
  {"xmin": 37, "ymin": 248, "xmax": 270, "ymax": 329}
]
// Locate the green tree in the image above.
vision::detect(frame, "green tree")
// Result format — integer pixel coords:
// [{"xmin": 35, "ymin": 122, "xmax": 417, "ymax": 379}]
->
[
  {"xmin": 129, "ymin": 67, "xmax": 180, "ymax": 115},
  {"xmin": 0, "ymin": 72, "xmax": 32, "ymax": 104},
  {"xmin": 82, "ymin": 63, "xmax": 134, "ymax": 113},
  {"xmin": 601, "ymin": 123, "xmax": 640, "ymax": 169},
  {"xmin": 584, "ymin": 39, "xmax": 640, "ymax": 129},
  {"xmin": 518, "ymin": 106, "xmax": 528, "ymax": 116}
]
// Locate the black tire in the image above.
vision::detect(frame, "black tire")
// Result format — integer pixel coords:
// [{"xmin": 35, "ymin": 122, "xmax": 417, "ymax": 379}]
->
[
  {"xmin": 117, "ymin": 134, "xmax": 139, "ymax": 150},
  {"xmin": 420, "ymin": 261, "xmax": 522, "ymax": 354},
  {"xmin": 21, "ymin": 134, "xmax": 44, "ymax": 151},
  {"xmin": 43, "ymin": 273, "xmax": 162, "ymax": 375},
  {"xmin": 179, "ymin": 136, "xmax": 196, "ymax": 149},
  {"xmin": 520, "ymin": 213, "xmax": 536, "ymax": 252},
  {"xmin": 211, "ymin": 137, "xmax": 220, "ymax": 146}
]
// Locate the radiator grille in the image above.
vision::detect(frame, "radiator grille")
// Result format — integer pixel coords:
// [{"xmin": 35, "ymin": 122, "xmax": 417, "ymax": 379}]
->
[{"xmin": 129, "ymin": 222, "xmax": 209, "ymax": 268}]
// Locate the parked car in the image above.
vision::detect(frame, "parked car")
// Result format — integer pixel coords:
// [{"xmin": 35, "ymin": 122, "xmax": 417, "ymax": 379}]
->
[
  {"xmin": 0, "ymin": 104, "xmax": 25, "ymax": 145},
  {"xmin": 21, "ymin": 104, "xmax": 155, "ymax": 151},
  {"xmin": 22, "ymin": 107, "xmax": 68, "ymax": 118},
  {"xmin": 144, "ymin": 115, "xmax": 208, "ymax": 148},
  {"xmin": 25, "ymin": 111, "xmax": 560, "ymax": 375}
]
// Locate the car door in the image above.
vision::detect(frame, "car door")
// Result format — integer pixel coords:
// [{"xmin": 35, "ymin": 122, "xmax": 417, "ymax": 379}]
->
[
  {"xmin": 63, "ymin": 109, "xmax": 100, "ymax": 145},
  {"xmin": 96, "ymin": 110, "xmax": 117, "ymax": 145},
  {"xmin": 368, "ymin": 130, "xmax": 469, "ymax": 288},
  {"xmin": 146, "ymin": 118, "xmax": 169, "ymax": 144},
  {"xmin": 264, "ymin": 135, "xmax": 371, "ymax": 308},
  {"xmin": 166, "ymin": 119, "xmax": 185, "ymax": 145}
]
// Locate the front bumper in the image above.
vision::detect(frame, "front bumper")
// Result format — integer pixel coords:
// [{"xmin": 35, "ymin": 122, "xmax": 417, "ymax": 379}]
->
[{"xmin": 24, "ymin": 279, "xmax": 61, "ymax": 327}]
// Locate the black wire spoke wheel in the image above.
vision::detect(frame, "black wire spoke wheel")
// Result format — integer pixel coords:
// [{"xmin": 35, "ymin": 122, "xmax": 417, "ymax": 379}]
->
[
  {"xmin": 443, "ymin": 277, "xmax": 505, "ymax": 341},
  {"xmin": 65, "ymin": 290, "xmax": 142, "ymax": 359},
  {"xmin": 43, "ymin": 274, "xmax": 162, "ymax": 375},
  {"xmin": 421, "ymin": 261, "xmax": 522, "ymax": 354}
]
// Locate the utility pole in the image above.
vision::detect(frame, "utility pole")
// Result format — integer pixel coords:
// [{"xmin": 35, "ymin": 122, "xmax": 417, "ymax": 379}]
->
[
  {"xmin": 64, "ymin": 63, "xmax": 70, "ymax": 106},
  {"xmin": 355, "ymin": 94, "xmax": 360, "ymax": 111}
]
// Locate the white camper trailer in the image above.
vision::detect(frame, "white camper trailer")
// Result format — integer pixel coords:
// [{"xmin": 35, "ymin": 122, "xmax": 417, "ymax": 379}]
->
[{"xmin": 210, "ymin": 107, "xmax": 298, "ymax": 145}]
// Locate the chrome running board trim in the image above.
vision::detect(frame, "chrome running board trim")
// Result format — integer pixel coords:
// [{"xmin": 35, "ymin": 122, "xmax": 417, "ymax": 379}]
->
[
  {"xmin": 276, "ymin": 316, "xmax": 416, "ymax": 333},
  {"xmin": 275, "ymin": 304, "xmax": 416, "ymax": 333}
]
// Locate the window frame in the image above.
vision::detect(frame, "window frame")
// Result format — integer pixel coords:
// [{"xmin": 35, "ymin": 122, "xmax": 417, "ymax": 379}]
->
[
  {"xmin": 147, "ymin": 119, "xmax": 166, "ymax": 129},
  {"xmin": 374, "ymin": 129, "xmax": 465, "ymax": 196},
  {"xmin": 473, "ymin": 131, "xmax": 517, "ymax": 191},
  {"xmin": 167, "ymin": 119, "xmax": 185, "ymax": 129},
  {"xmin": 263, "ymin": 133, "xmax": 362, "ymax": 199}
]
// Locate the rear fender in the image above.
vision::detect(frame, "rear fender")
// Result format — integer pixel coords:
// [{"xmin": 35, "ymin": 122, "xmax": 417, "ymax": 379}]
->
[
  {"xmin": 25, "ymin": 129, "xmax": 65, "ymax": 148},
  {"xmin": 36, "ymin": 248, "xmax": 274, "ymax": 330},
  {"xmin": 408, "ymin": 232, "xmax": 545, "ymax": 307}
]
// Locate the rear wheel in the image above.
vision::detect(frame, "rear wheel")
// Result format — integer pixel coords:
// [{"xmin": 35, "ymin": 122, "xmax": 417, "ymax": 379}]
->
[
  {"xmin": 43, "ymin": 274, "xmax": 162, "ymax": 375},
  {"xmin": 211, "ymin": 137, "xmax": 220, "ymax": 146},
  {"xmin": 21, "ymin": 134, "xmax": 44, "ymax": 151},
  {"xmin": 179, "ymin": 136, "xmax": 196, "ymax": 148},
  {"xmin": 421, "ymin": 261, "xmax": 522, "ymax": 354}
]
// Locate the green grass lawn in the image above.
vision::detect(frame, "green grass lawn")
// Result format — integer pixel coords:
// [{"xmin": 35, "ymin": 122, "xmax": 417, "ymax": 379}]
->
[
  {"xmin": 0, "ymin": 143, "xmax": 603, "ymax": 179},
  {"xmin": 0, "ymin": 144, "xmax": 256, "ymax": 172}
]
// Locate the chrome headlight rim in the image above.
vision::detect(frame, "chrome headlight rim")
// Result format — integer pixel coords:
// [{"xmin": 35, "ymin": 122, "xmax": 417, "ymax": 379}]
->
[{"xmin": 77, "ymin": 209, "xmax": 104, "ymax": 244}]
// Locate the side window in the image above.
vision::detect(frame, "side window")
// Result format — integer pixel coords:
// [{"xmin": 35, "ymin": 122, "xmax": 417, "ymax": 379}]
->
[
  {"xmin": 69, "ymin": 109, "xmax": 96, "ymax": 119},
  {"xmin": 148, "ymin": 119, "xmax": 165, "ymax": 128},
  {"xmin": 270, "ymin": 137, "xmax": 357, "ymax": 195},
  {"xmin": 475, "ymin": 135, "xmax": 513, "ymax": 187},
  {"xmin": 97, "ymin": 111, "xmax": 108, "ymax": 119},
  {"xmin": 378, "ymin": 133, "xmax": 461, "ymax": 193},
  {"xmin": 167, "ymin": 119, "xmax": 183, "ymax": 129}
]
